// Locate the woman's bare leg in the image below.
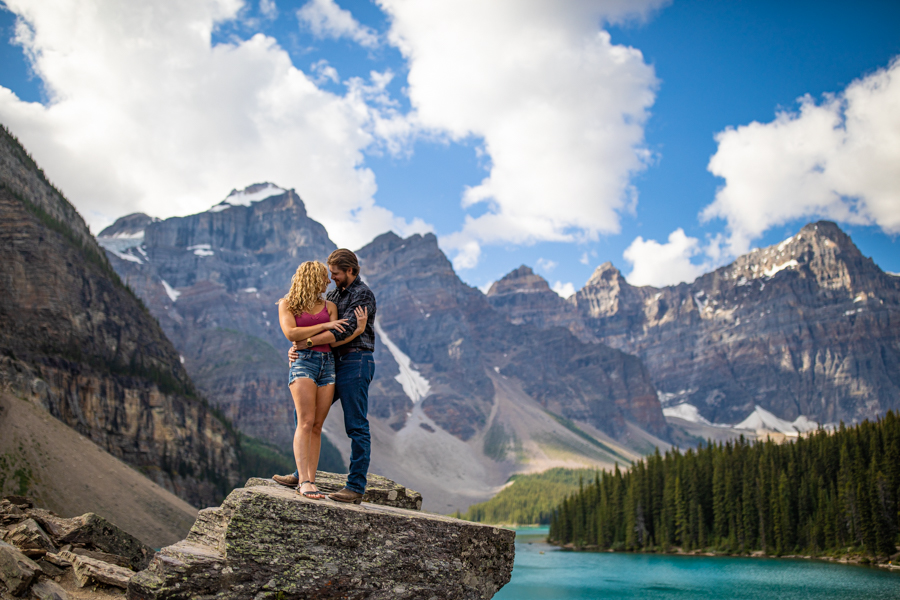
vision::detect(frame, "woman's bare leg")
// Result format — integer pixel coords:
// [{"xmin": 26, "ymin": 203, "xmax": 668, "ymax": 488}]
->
[
  {"xmin": 289, "ymin": 378, "xmax": 318, "ymax": 495},
  {"xmin": 306, "ymin": 384, "xmax": 335, "ymax": 490}
]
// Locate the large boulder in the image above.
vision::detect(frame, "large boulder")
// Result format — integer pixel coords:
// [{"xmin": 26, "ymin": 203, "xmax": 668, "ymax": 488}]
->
[
  {"xmin": 26, "ymin": 509, "xmax": 153, "ymax": 571},
  {"xmin": 128, "ymin": 484, "xmax": 515, "ymax": 600}
]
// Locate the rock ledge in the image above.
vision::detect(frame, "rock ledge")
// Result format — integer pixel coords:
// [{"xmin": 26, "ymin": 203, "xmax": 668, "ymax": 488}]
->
[{"xmin": 128, "ymin": 484, "xmax": 514, "ymax": 600}]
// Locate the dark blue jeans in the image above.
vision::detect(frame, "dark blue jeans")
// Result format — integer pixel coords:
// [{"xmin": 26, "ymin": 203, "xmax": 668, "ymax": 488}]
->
[{"xmin": 293, "ymin": 351, "xmax": 373, "ymax": 494}]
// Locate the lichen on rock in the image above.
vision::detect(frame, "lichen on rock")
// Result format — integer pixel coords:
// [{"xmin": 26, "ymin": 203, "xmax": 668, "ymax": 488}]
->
[{"xmin": 129, "ymin": 484, "xmax": 514, "ymax": 600}]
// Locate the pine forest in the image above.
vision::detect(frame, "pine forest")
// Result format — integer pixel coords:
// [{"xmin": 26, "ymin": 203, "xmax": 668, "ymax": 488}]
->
[{"xmin": 549, "ymin": 412, "xmax": 900, "ymax": 559}]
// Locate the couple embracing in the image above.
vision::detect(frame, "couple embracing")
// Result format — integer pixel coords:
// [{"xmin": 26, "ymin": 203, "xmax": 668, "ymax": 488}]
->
[{"xmin": 275, "ymin": 249, "xmax": 376, "ymax": 504}]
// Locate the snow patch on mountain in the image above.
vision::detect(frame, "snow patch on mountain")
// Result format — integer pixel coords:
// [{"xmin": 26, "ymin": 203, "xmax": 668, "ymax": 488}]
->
[
  {"xmin": 776, "ymin": 235, "xmax": 795, "ymax": 252},
  {"xmin": 735, "ymin": 406, "xmax": 818, "ymax": 435},
  {"xmin": 105, "ymin": 247, "xmax": 143, "ymax": 264},
  {"xmin": 187, "ymin": 244, "xmax": 214, "ymax": 257},
  {"xmin": 662, "ymin": 403, "xmax": 720, "ymax": 426},
  {"xmin": 375, "ymin": 321, "xmax": 430, "ymax": 403},
  {"xmin": 97, "ymin": 230, "xmax": 144, "ymax": 254},
  {"xmin": 791, "ymin": 415, "xmax": 819, "ymax": 433},
  {"xmin": 161, "ymin": 279, "xmax": 180, "ymax": 302},
  {"xmin": 210, "ymin": 183, "xmax": 285, "ymax": 212},
  {"xmin": 763, "ymin": 259, "xmax": 799, "ymax": 278}
]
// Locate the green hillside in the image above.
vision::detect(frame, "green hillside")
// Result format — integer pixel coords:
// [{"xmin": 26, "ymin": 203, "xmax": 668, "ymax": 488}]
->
[{"xmin": 456, "ymin": 468, "xmax": 596, "ymax": 525}]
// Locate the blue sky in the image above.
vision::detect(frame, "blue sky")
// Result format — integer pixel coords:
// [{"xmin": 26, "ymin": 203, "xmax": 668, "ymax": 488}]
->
[{"xmin": 1, "ymin": 0, "xmax": 898, "ymax": 294}]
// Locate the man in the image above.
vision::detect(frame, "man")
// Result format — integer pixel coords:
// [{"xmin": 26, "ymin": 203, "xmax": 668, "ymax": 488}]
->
[{"xmin": 274, "ymin": 248, "xmax": 376, "ymax": 503}]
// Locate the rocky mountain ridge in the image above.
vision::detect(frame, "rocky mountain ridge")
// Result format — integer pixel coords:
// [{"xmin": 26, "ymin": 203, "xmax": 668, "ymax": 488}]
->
[
  {"xmin": 0, "ymin": 124, "xmax": 246, "ymax": 508},
  {"xmin": 488, "ymin": 221, "xmax": 900, "ymax": 428},
  {"xmin": 358, "ymin": 231, "xmax": 667, "ymax": 440}
]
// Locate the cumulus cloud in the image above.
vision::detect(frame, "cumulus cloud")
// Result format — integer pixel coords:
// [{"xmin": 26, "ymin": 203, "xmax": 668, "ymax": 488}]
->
[
  {"xmin": 297, "ymin": 0, "xmax": 379, "ymax": 48},
  {"xmin": 259, "ymin": 0, "xmax": 277, "ymax": 20},
  {"xmin": 623, "ymin": 228, "xmax": 707, "ymax": 287},
  {"xmin": 703, "ymin": 57, "xmax": 900, "ymax": 256},
  {"xmin": 309, "ymin": 59, "xmax": 339, "ymax": 84},
  {"xmin": 552, "ymin": 280, "xmax": 576, "ymax": 299},
  {"xmin": 379, "ymin": 0, "xmax": 665, "ymax": 269},
  {"xmin": 0, "ymin": 0, "xmax": 425, "ymax": 248},
  {"xmin": 536, "ymin": 257, "xmax": 557, "ymax": 273}
]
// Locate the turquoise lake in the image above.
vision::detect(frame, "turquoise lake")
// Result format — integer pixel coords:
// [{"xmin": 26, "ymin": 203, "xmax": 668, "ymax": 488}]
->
[{"xmin": 494, "ymin": 527, "xmax": 899, "ymax": 600}]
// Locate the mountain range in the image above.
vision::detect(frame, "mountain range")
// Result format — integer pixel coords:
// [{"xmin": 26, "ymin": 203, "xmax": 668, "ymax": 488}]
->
[
  {"xmin": 488, "ymin": 221, "xmax": 900, "ymax": 432},
  {"xmin": 97, "ymin": 184, "xmax": 669, "ymax": 512},
  {"xmin": 94, "ymin": 180, "xmax": 900, "ymax": 512}
]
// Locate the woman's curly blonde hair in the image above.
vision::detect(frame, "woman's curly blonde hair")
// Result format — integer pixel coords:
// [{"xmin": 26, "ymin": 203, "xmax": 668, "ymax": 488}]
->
[{"xmin": 281, "ymin": 261, "xmax": 327, "ymax": 315}]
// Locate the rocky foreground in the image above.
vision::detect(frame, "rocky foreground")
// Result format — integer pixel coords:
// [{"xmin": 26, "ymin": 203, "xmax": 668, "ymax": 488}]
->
[{"xmin": 0, "ymin": 474, "xmax": 515, "ymax": 600}]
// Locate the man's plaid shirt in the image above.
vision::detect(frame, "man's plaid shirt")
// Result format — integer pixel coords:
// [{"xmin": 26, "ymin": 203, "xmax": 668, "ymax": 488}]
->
[{"xmin": 328, "ymin": 276, "xmax": 376, "ymax": 352}]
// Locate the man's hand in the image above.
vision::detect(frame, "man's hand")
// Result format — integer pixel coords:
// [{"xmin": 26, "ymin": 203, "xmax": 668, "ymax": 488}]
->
[{"xmin": 288, "ymin": 343, "xmax": 299, "ymax": 365}]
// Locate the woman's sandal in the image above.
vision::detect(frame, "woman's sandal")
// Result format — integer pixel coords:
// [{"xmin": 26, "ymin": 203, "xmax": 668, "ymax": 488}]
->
[{"xmin": 298, "ymin": 480, "xmax": 325, "ymax": 500}]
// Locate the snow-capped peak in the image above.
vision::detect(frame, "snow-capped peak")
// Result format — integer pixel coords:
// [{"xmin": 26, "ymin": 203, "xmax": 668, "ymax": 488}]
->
[{"xmin": 210, "ymin": 183, "xmax": 285, "ymax": 212}]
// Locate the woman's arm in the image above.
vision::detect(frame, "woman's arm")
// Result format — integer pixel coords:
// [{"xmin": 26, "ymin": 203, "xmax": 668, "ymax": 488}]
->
[
  {"xmin": 278, "ymin": 300, "xmax": 348, "ymax": 342},
  {"xmin": 330, "ymin": 306, "xmax": 368, "ymax": 348}
]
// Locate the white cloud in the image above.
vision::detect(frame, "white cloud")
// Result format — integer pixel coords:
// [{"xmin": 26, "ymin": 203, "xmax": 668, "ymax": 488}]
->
[
  {"xmin": 379, "ymin": 0, "xmax": 665, "ymax": 268},
  {"xmin": 536, "ymin": 257, "xmax": 557, "ymax": 273},
  {"xmin": 580, "ymin": 252, "xmax": 590, "ymax": 266},
  {"xmin": 310, "ymin": 59, "xmax": 339, "ymax": 84},
  {"xmin": 0, "ymin": 0, "xmax": 422, "ymax": 249},
  {"xmin": 259, "ymin": 0, "xmax": 277, "ymax": 20},
  {"xmin": 623, "ymin": 228, "xmax": 707, "ymax": 287},
  {"xmin": 297, "ymin": 0, "xmax": 379, "ymax": 48},
  {"xmin": 552, "ymin": 280, "xmax": 576, "ymax": 299},
  {"xmin": 703, "ymin": 57, "xmax": 900, "ymax": 256},
  {"xmin": 441, "ymin": 234, "xmax": 481, "ymax": 271}
]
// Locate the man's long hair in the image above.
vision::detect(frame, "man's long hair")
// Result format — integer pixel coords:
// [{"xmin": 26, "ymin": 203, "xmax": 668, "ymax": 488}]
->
[
  {"xmin": 281, "ymin": 261, "xmax": 327, "ymax": 315},
  {"xmin": 328, "ymin": 248, "xmax": 359, "ymax": 276}
]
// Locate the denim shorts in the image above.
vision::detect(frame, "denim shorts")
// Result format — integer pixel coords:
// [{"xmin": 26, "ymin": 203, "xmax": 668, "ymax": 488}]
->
[{"xmin": 289, "ymin": 350, "xmax": 335, "ymax": 387}]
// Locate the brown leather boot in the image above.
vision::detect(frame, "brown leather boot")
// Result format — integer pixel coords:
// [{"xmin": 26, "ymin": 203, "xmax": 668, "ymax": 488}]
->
[
  {"xmin": 272, "ymin": 473, "xmax": 299, "ymax": 487},
  {"xmin": 328, "ymin": 487, "xmax": 363, "ymax": 504}
]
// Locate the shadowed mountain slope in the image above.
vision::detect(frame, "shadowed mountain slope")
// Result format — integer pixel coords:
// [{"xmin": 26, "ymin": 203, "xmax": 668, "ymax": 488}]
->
[{"xmin": 0, "ymin": 124, "xmax": 243, "ymax": 508}]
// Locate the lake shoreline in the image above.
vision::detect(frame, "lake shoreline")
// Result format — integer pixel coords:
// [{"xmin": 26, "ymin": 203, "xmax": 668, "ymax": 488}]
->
[
  {"xmin": 502, "ymin": 526, "xmax": 900, "ymax": 572},
  {"xmin": 546, "ymin": 540, "xmax": 900, "ymax": 572}
]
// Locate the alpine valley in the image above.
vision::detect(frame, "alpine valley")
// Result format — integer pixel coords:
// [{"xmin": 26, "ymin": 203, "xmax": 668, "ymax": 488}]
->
[{"xmin": 95, "ymin": 179, "xmax": 900, "ymax": 512}]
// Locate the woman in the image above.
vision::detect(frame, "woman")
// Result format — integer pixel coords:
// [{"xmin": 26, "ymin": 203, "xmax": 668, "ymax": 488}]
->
[{"xmin": 278, "ymin": 261, "xmax": 368, "ymax": 499}]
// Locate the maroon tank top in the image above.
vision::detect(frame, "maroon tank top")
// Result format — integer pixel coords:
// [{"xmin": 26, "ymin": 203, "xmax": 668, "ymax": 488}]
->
[{"xmin": 295, "ymin": 305, "xmax": 331, "ymax": 352}]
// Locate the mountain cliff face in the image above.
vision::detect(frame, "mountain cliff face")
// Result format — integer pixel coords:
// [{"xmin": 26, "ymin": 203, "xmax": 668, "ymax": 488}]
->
[
  {"xmin": 489, "ymin": 221, "xmax": 900, "ymax": 427},
  {"xmin": 487, "ymin": 266, "xmax": 596, "ymax": 342},
  {"xmin": 0, "ymin": 125, "xmax": 241, "ymax": 507},
  {"xmin": 97, "ymin": 185, "xmax": 345, "ymax": 470},
  {"xmin": 359, "ymin": 232, "xmax": 667, "ymax": 441},
  {"xmin": 349, "ymin": 232, "xmax": 669, "ymax": 511}
]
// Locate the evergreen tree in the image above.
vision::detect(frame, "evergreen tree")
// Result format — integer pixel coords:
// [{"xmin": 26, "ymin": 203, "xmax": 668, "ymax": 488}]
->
[{"xmin": 548, "ymin": 412, "xmax": 900, "ymax": 559}]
